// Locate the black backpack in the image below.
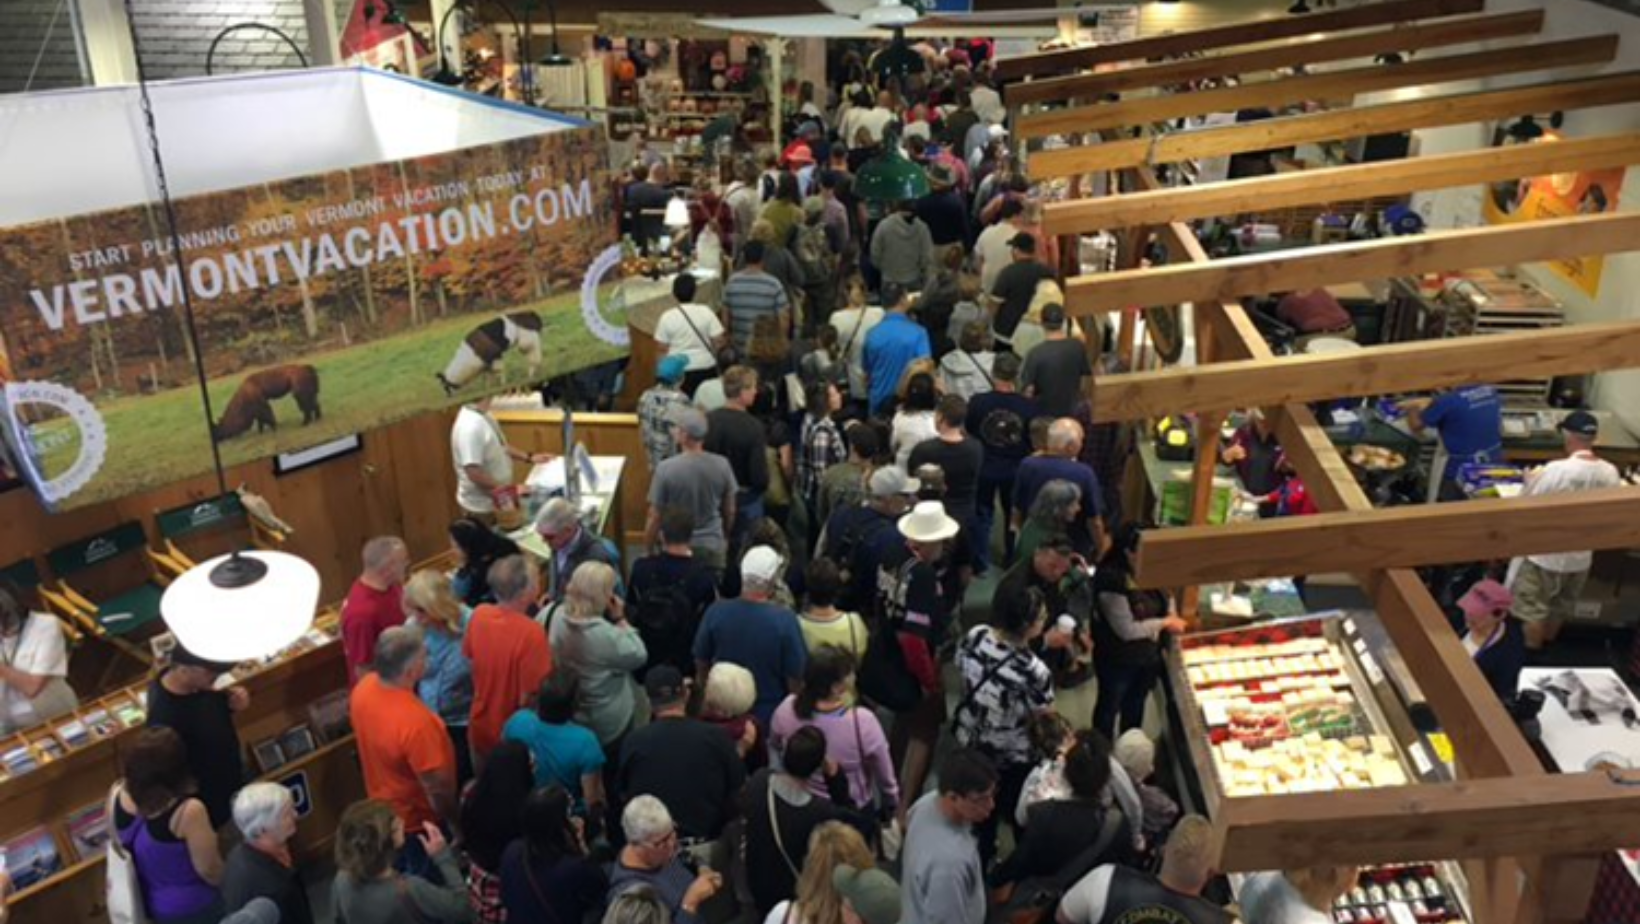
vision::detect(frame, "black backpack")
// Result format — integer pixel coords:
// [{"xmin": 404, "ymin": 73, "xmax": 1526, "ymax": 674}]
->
[{"xmin": 631, "ymin": 578, "xmax": 700, "ymax": 676}]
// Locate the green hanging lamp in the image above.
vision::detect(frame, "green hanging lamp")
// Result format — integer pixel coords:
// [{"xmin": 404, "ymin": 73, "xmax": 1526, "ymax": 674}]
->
[{"xmin": 856, "ymin": 125, "xmax": 930, "ymax": 203}]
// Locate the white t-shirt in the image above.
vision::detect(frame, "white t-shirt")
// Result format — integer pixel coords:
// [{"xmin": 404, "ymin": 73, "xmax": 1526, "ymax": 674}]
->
[
  {"xmin": 1, "ymin": 613, "xmax": 71, "ymax": 730},
  {"xmin": 829, "ymin": 306, "xmax": 885, "ymax": 401},
  {"xmin": 975, "ymin": 221, "xmax": 1019, "ymax": 296},
  {"xmin": 693, "ymin": 378, "xmax": 727, "ymax": 412},
  {"xmin": 451, "ymin": 405, "xmax": 512, "ymax": 513},
  {"xmin": 1060, "ymin": 866, "xmax": 1118, "ymax": 924},
  {"xmin": 857, "ymin": 107, "xmax": 896, "ymax": 145},
  {"xmin": 763, "ymin": 902, "xmax": 808, "ymax": 924},
  {"xmin": 1521, "ymin": 453, "xmax": 1622, "ymax": 572},
  {"xmin": 891, "ymin": 411, "xmax": 939, "ymax": 472},
  {"xmin": 904, "ymin": 120, "xmax": 933, "ymax": 142},
  {"xmin": 654, "ymin": 303, "xmax": 725, "ymax": 372}
]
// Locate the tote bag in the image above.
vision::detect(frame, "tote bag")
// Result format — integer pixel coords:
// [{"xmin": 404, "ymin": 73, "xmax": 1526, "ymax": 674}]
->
[{"xmin": 105, "ymin": 785, "xmax": 150, "ymax": 924}]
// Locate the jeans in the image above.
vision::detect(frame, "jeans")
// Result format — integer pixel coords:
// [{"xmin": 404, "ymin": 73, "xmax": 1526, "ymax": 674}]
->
[
  {"xmin": 731, "ymin": 491, "xmax": 766, "ymax": 560},
  {"xmin": 974, "ymin": 757, "xmax": 1033, "ymax": 870},
  {"xmin": 1094, "ymin": 659, "xmax": 1159, "ymax": 739},
  {"xmin": 976, "ymin": 471, "xmax": 1018, "ymax": 567}
]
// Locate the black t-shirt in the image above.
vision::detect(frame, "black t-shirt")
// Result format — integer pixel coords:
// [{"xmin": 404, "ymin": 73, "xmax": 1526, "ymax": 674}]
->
[
  {"xmin": 741, "ymin": 769, "xmax": 874, "ymax": 914},
  {"xmin": 705, "ymin": 407, "xmax": 770, "ymax": 494},
  {"xmin": 617, "ymin": 716, "xmax": 747, "ymax": 840},
  {"xmin": 966, "ymin": 391, "xmax": 1044, "ymax": 478},
  {"xmin": 990, "ymin": 261, "xmax": 1056, "ymax": 338},
  {"xmin": 907, "ymin": 436, "xmax": 984, "ymax": 523},
  {"xmin": 876, "ymin": 539, "xmax": 965, "ymax": 648},
  {"xmin": 626, "ymin": 552, "xmax": 720, "ymax": 678},
  {"xmin": 1021, "ymin": 339, "xmax": 1095, "ymax": 417},
  {"xmin": 146, "ymin": 674, "xmax": 243, "ymax": 828}
]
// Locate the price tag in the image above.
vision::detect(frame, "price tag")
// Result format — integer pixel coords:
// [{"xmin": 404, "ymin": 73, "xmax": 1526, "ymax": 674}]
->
[
  {"xmin": 1202, "ymin": 700, "xmax": 1230, "ymax": 727},
  {"xmin": 1343, "ymin": 617, "xmax": 1358, "ymax": 636},
  {"xmin": 1407, "ymin": 741, "xmax": 1434, "ymax": 777},
  {"xmin": 1352, "ymin": 637, "xmax": 1369, "ymax": 657},
  {"xmin": 1360, "ymin": 651, "xmax": 1385, "ymax": 685},
  {"xmin": 1428, "ymin": 733, "xmax": 1456, "ymax": 765}
]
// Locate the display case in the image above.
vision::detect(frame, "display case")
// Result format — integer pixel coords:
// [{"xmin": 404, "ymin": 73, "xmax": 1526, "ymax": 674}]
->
[{"xmin": 1168, "ymin": 613, "xmax": 1478, "ymax": 922}]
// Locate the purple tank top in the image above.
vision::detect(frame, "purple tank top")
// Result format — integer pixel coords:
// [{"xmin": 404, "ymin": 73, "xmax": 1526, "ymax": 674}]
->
[{"xmin": 118, "ymin": 802, "xmax": 220, "ymax": 918}]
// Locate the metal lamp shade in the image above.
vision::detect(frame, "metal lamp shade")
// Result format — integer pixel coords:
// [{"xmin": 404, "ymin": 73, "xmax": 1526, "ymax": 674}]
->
[{"xmin": 161, "ymin": 550, "xmax": 320, "ymax": 662}]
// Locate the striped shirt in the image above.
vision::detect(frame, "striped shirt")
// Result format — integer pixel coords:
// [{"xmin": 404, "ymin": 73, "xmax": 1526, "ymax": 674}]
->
[{"xmin": 724, "ymin": 269, "xmax": 790, "ymax": 353}]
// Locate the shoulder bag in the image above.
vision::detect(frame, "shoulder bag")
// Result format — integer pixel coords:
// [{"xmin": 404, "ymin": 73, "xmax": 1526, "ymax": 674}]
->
[
  {"xmin": 522, "ymin": 849, "xmax": 566, "ymax": 924},
  {"xmin": 676, "ymin": 305, "xmax": 723, "ymax": 372},
  {"xmin": 846, "ymin": 618, "xmax": 904, "ymax": 861},
  {"xmin": 105, "ymin": 784, "xmax": 149, "ymax": 924},
  {"xmin": 766, "ymin": 777, "xmax": 801, "ymax": 879}
]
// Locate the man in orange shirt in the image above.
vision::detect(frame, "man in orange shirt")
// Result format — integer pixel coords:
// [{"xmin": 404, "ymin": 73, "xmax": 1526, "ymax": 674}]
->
[
  {"xmin": 463, "ymin": 554, "xmax": 553, "ymax": 766},
  {"xmin": 348, "ymin": 625, "xmax": 457, "ymax": 879}
]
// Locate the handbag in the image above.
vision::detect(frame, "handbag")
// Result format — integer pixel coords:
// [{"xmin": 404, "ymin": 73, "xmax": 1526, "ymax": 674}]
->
[
  {"xmin": 105, "ymin": 785, "xmax": 149, "ymax": 924},
  {"xmin": 521, "ymin": 849, "xmax": 565, "ymax": 924}
]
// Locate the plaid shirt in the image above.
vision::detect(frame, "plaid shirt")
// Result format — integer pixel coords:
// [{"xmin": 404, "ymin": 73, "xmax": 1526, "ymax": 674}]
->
[
  {"xmin": 638, "ymin": 385, "xmax": 692, "ymax": 471},
  {"xmin": 798, "ymin": 414, "xmax": 847, "ymax": 506}
]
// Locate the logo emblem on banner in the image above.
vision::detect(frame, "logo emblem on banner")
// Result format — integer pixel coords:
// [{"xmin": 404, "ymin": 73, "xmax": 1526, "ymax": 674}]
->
[
  {"xmin": 580, "ymin": 245, "xmax": 629, "ymax": 347},
  {"xmin": 1, "ymin": 381, "xmax": 108, "ymax": 506}
]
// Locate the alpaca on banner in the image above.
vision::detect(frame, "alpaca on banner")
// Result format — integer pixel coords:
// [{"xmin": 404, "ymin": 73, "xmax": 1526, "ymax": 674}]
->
[
  {"xmin": 212, "ymin": 365, "xmax": 322, "ymax": 441},
  {"xmin": 436, "ymin": 311, "xmax": 545, "ymax": 395}
]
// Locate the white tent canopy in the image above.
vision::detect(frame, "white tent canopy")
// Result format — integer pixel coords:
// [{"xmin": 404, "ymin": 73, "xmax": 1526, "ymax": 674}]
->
[{"xmin": 0, "ymin": 66, "xmax": 588, "ymax": 227}]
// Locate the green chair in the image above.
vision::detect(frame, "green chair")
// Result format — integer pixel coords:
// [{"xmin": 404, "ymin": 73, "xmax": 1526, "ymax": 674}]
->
[
  {"xmin": 46, "ymin": 523, "xmax": 164, "ymax": 661},
  {"xmin": 153, "ymin": 491, "xmax": 283, "ymax": 576}
]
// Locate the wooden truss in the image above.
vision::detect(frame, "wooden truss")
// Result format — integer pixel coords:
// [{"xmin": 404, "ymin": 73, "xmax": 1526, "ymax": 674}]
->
[{"xmin": 997, "ymin": 7, "xmax": 1640, "ymax": 921}]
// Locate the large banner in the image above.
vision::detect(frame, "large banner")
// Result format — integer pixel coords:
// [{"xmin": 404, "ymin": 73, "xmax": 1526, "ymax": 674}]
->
[
  {"xmin": 1484, "ymin": 128, "xmax": 1625, "ymax": 298},
  {"xmin": 0, "ymin": 126, "xmax": 626, "ymax": 511}
]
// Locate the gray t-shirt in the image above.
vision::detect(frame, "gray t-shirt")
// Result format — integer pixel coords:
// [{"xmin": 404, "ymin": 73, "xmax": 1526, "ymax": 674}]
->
[
  {"xmin": 1020, "ymin": 338, "xmax": 1094, "ymax": 417},
  {"xmin": 902, "ymin": 792, "xmax": 985, "ymax": 924},
  {"xmin": 649, "ymin": 450, "xmax": 739, "ymax": 551}
]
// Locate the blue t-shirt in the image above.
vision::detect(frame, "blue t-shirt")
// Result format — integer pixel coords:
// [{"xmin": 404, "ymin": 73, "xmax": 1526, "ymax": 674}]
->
[
  {"xmin": 502, "ymin": 711, "xmax": 606, "ymax": 802},
  {"xmin": 692, "ymin": 598, "xmax": 808, "ymax": 725},
  {"xmin": 1423, "ymin": 384, "xmax": 1503, "ymax": 480},
  {"xmin": 863, "ymin": 313, "xmax": 932, "ymax": 415},
  {"xmin": 1013, "ymin": 456, "xmax": 1104, "ymax": 534}
]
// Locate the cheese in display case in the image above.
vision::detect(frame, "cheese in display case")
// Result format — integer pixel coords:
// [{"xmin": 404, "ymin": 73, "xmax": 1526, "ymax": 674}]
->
[{"xmin": 1174, "ymin": 615, "xmax": 1411, "ymax": 798}]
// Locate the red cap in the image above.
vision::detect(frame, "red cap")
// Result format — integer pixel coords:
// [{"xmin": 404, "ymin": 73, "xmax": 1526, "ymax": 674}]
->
[
  {"xmin": 782, "ymin": 141, "xmax": 815, "ymax": 166},
  {"xmin": 1458, "ymin": 579, "xmax": 1513, "ymax": 620}
]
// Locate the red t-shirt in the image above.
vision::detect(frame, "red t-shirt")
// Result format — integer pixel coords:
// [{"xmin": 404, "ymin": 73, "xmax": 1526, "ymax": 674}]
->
[
  {"xmin": 348, "ymin": 673, "xmax": 455, "ymax": 830},
  {"xmin": 342, "ymin": 580, "xmax": 406, "ymax": 685},
  {"xmin": 462, "ymin": 604, "xmax": 553, "ymax": 760}
]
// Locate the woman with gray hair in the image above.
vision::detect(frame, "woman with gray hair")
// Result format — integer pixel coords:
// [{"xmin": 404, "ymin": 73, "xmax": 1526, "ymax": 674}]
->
[
  {"xmin": 0, "ymin": 580, "xmax": 77, "ymax": 734},
  {"xmin": 548, "ymin": 561, "xmax": 648, "ymax": 749},
  {"xmin": 699, "ymin": 662, "xmax": 762, "ymax": 767},
  {"xmin": 222, "ymin": 783, "xmax": 314, "ymax": 924},
  {"xmin": 1015, "ymin": 478, "xmax": 1087, "ymax": 562}
]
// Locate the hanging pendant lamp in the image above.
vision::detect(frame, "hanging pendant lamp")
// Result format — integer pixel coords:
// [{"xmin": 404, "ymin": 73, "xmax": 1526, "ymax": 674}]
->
[
  {"xmin": 123, "ymin": 0, "xmax": 321, "ymax": 663},
  {"xmin": 856, "ymin": 125, "xmax": 931, "ymax": 203}
]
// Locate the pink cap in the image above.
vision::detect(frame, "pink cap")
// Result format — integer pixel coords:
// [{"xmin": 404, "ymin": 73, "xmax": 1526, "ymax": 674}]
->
[{"xmin": 1458, "ymin": 579, "xmax": 1513, "ymax": 619}]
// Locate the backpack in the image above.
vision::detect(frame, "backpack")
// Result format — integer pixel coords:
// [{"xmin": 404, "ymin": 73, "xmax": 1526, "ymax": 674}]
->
[
  {"xmin": 630, "ymin": 576, "xmax": 700, "ymax": 675},
  {"xmin": 794, "ymin": 221, "xmax": 835, "ymax": 286}
]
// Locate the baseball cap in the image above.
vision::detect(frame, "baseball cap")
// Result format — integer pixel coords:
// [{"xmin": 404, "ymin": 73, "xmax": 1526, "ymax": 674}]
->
[
  {"xmin": 880, "ymin": 281, "xmax": 908, "ymax": 308},
  {"xmin": 803, "ymin": 195, "xmax": 826, "ymax": 218},
  {"xmin": 742, "ymin": 545, "xmax": 784, "ymax": 584},
  {"xmin": 644, "ymin": 666, "xmax": 687, "ymax": 705},
  {"xmin": 670, "ymin": 406, "xmax": 708, "ymax": 440},
  {"xmin": 1008, "ymin": 232, "xmax": 1036, "ymax": 253},
  {"xmin": 832, "ymin": 865, "xmax": 901, "ymax": 924},
  {"xmin": 1041, "ymin": 303, "xmax": 1066, "ymax": 330},
  {"xmin": 1559, "ymin": 410, "xmax": 1599, "ymax": 438},
  {"xmin": 1457, "ymin": 579, "xmax": 1513, "ymax": 620},
  {"xmin": 869, "ymin": 467, "xmax": 921, "ymax": 498},
  {"xmin": 656, "ymin": 354, "xmax": 689, "ymax": 384}
]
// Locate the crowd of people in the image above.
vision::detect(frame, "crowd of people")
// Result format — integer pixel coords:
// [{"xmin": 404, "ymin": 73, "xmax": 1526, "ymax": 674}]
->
[{"xmin": 10, "ymin": 34, "xmax": 1625, "ymax": 924}]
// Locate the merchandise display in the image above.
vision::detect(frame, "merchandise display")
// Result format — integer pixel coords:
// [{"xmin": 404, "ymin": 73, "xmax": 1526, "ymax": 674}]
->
[
  {"xmin": 1174, "ymin": 617, "xmax": 1413, "ymax": 798},
  {"xmin": 1332, "ymin": 864, "xmax": 1469, "ymax": 923}
]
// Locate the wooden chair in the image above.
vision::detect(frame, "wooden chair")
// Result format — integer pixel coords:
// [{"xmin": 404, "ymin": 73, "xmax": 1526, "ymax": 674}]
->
[
  {"xmin": 151, "ymin": 491, "xmax": 285, "ymax": 579},
  {"xmin": 1, "ymin": 558, "xmax": 83, "ymax": 647},
  {"xmin": 44, "ymin": 523, "xmax": 163, "ymax": 665}
]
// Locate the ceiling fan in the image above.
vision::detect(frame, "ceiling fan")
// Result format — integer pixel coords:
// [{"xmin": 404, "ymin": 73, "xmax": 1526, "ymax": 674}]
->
[{"xmin": 694, "ymin": 0, "xmax": 1062, "ymax": 42}]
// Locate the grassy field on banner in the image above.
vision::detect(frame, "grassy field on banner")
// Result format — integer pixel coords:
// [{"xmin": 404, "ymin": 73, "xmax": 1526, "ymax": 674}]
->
[{"xmin": 29, "ymin": 289, "xmax": 624, "ymax": 503}]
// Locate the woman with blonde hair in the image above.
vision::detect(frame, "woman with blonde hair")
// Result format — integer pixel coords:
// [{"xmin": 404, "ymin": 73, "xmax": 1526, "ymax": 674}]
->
[
  {"xmin": 761, "ymin": 822, "xmax": 875, "ymax": 924},
  {"xmin": 548, "ymin": 561, "xmax": 648, "ymax": 750},
  {"xmin": 404, "ymin": 569, "xmax": 474, "ymax": 783},
  {"xmin": 332, "ymin": 799, "xmax": 472, "ymax": 924}
]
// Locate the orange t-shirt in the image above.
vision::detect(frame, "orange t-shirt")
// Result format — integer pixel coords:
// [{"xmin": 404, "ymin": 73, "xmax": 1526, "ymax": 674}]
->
[
  {"xmin": 463, "ymin": 604, "xmax": 553, "ymax": 759},
  {"xmin": 348, "ymin": 673, "xmax": 455, "ymax": 830}
]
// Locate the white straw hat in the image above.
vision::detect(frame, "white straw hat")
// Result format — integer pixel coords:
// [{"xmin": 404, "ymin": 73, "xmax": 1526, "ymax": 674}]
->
[{"xmin": 897, "ymin": 500, "xmax": 960, "ymax": 543}]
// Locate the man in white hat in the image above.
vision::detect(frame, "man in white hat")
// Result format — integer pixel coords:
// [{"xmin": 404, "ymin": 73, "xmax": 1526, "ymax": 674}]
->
[
  {"xmin": 875, "ymin": 499, "xmax": 964, "ymax": 825},
  {"xmin": 693, "ymin": 546, "xmax": 807, "ymax": 726}
]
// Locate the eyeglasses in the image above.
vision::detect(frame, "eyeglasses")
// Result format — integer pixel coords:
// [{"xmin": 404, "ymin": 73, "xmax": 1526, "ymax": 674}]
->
[
  {"xmin": 960, "ymin": 788, "xmax": 997, "ymax": 807},
  {"xmin": 642, "ymin": 829, "xmax": 678, "ymax": 850}
]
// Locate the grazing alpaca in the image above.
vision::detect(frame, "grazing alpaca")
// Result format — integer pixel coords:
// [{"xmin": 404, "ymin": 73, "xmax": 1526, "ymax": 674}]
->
[
  {"xmin": 212, "ymin": 364, "xmax": 322, "ymax": 441},
  {"xmin": 436, "ymin": 311, "xmax": 545, "ymax": 396}
]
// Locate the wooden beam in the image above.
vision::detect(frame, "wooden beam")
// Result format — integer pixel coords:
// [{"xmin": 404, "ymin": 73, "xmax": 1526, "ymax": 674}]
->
[
  {"xmin": 1005, "ymin": 9, "xmax": 1544, "ymax": 107},
  {"xmin": 1066, "ymin": 212, "xmax": 1640, "ymax": 317},
  {"xmin": 993, "ymin": 0, "xmax": 1484, "ymax": 82},
  {"xmin": 1136, "ymin": 487, "xmax": 1640, "ymax": 588},
  {"xmin": 1029, "ymin": 70, "xmax": 1640, "ymax": 180},
  {"xmin": 1093, "ymin": 320, "xmax": 1640, "ymax": 422},
  {"xmin": 1210, "ymin": 770, "xmax": 1640, "ymax": 872},
  {"xmin": 1044, "ymin": 133, "xmax": 1640, "ymax": 235},
  {"xmin": 1018, "ymin": 34, "xmax": 1617, "ymax": 141}
]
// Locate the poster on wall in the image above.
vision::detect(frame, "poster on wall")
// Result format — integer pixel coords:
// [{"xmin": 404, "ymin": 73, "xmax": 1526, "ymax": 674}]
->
[
  {"xmin": 0, "ymin": 116, "xmax": 625, "ymax": 512},
  {"xmin": 340, "ymin": 0, "xmax": 424, "ymax": 75},
  {"xmin": 1483, "ymin": 128, "xmax": 1625, "ymax": 298}
]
